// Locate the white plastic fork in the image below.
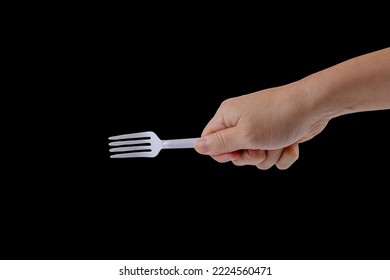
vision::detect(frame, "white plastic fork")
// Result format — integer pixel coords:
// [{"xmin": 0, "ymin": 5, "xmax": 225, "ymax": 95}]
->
[{"xmin": 108, "ymin": 131, "xmax": 199, "ymax": 158}]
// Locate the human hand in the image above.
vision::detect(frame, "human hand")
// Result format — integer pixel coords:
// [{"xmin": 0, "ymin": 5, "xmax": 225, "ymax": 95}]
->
[
  {"xmin": 194, "ymin": 48, "xmax": 390, "ymax": 170},
  {"xmin": 195, "ymin": 82, "xmax": 330, "ymax": 170}
]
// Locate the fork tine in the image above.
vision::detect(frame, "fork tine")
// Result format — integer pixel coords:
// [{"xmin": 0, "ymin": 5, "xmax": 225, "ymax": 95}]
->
[
  {"xmin": 108, "ymin": 139, "xmax": 151, "ymax": 147},
  {"xmin": 108, "ymin": 131, "xmax": 153, "ymax": 140},
  {"xmin": 110, "ymin": 146, "xmax": 150, "ymax": 152},
  {"xmin": 110, "ymin": 152, "xmax": 156, "ymax": 158}
]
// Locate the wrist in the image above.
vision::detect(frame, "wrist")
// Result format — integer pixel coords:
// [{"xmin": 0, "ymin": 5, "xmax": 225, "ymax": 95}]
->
[{"xmin": 300, "ymin": 71, "xmax": 350, "ymax": 121}]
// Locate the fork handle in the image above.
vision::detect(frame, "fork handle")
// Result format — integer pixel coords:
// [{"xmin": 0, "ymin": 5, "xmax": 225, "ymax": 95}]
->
[{"xmin": 162, "ymin": 138, "xmax": 200, "ymax": 149}]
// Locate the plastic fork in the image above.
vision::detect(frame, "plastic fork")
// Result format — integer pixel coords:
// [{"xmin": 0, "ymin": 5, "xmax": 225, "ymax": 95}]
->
[{"xmin": 108, "ymin": 131, "xmax": 199, "ymax": 158}]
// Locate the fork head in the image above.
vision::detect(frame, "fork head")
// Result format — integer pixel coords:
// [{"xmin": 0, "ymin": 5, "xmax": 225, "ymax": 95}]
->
[{"xmin": 108, "ymin": 131, "xmax": 162, "ymax": 158}]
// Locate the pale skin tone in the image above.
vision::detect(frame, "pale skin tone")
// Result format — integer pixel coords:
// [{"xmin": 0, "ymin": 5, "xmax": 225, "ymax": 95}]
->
[{"xmin": 195, "ymin": 47, "xmax": 390, "ymax": 170}]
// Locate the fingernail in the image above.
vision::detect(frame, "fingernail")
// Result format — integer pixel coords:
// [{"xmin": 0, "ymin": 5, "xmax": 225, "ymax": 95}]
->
[{"xmin": 195, "ymin": 138, "xmax": 209, "ymax": 154}]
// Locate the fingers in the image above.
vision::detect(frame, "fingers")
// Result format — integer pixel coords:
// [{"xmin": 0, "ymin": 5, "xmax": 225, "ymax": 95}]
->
[
  {"xmin": 204, "ymin": 144, "xmax": 299, "ymax": 170},
  {"xmin": 212, "ymin": 151, "xmax": 241, "ymax": 163},
  {"xmin": 255, "ymin": 144, "xmax": 299, "ymax": 170},
  {"xmin": 256, "ymin": 144, "xmax": 299, "ymax": 170},
  {"xmin": 256, "ymin": 149, "xmax": 283, "ymax": 170},
  {"xmin": 195, "ymin": 127, "xmax": 246, "ymax": 156},
  {"xmin": 232, "ymin": 149, "xmax": 266, "ymax": 166},
  {"xmin": 275, "ymin": 143, "xmax": 299, "ymax": 170}
]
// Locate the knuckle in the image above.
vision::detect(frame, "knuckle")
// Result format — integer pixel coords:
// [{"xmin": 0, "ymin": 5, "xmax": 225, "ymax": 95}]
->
[
  {"xmin": 291, "ymin": 144, "xmax": 300, "ymax": 159},
  {"xmin": 248, "ymin": 149, "xmax": 266, "ymax": 162},
  {"xmin": 232, "ymin": 160, "xmax": 244, "ymax": 166},
  {"xmin": 211, "ymin": 154, "xmax": 225, "ymax": 163},
  {"xmin": 276, "ymin": 162, "xmax": 289, "ymax": 170},
  {"xmin": 257, "ymin": 162, "xmax": 273, "ymax": 170},
  {"xmin": 219, "ymin": 98, "xmax": 236, "ymax": 111},
  {"xmin": 212, "ymin": 155, "xmax": 226, "ymax": 163},
  {"xmin": 213, "ymin": 132, "xmax": 227, "ymax": 151}
]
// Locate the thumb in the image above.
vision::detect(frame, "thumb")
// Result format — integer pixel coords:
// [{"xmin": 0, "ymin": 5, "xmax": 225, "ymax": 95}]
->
[{"xmin": 195, "ymin": 127, "xmax": 243, "ymax": 155}]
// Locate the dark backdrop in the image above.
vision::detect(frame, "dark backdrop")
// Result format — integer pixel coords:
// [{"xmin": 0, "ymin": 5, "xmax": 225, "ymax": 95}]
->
[{"xmin": 3, "ymin": 8, "xmax": 389, "ymax": 260}]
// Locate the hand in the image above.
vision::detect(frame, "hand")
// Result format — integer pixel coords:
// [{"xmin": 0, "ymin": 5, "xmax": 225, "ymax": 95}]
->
[
  {"xmin": 195, "ymin": 48, "xmax": 390, "ymax": 170},
  {"xmin": 195, "ymin": 82, "xmax": 330, "ymax": 170}
]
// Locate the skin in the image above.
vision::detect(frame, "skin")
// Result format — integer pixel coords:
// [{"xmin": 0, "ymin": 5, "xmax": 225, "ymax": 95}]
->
[{"xmin": 195, "ymin": 47, "xmax": 390, "ymax": 170}]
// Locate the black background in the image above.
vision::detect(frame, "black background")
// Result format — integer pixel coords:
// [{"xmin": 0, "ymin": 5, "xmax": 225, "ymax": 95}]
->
[{"xmin": 3, "ymin": 7, "xmax": 389, "ymax": 260}]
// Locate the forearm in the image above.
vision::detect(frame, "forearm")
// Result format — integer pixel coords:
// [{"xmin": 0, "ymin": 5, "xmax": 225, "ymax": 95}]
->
[{"xmin": 302, "ymin": 47, "xmax": 390, "ymax": 119}]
